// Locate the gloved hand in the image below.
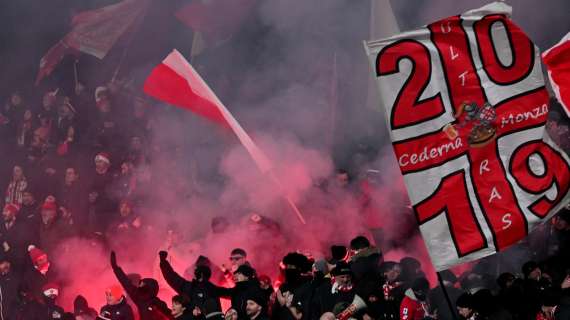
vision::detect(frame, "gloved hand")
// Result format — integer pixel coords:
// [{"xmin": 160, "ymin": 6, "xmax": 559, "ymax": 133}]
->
[
  {"xmin": 159, "ymin": 251, "xmax": 168, "ymax": 261},
  {"xmin": 110, "ymin": 251, "xmax": 117, "ymax": 267}
]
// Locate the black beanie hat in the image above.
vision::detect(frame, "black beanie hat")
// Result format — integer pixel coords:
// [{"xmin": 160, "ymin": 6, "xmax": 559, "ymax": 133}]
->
[
  {"xmin": 456, "ymin": 293, "xmax": 475, "ymax": 309},
  {"xmin": 330, "ymin": 245, "xmax": 347, "ymax": 262},
  {"xmin": 246, "ymin": 289, "xmax": 266, "ymax": 308},
  {"xmin": 235, "ymin": 264, "xmax": 255, "ymax": 278},
  {"xmin": 522, "ymin": 261, "xmax": 539, "ymax": 278},
  {"xmin": 331, "ymin": 261, "xmax": 353, "ymax": 277}
]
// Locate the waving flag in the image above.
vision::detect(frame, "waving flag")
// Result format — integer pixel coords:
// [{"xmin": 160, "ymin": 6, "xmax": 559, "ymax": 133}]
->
[
  {"xmin": 543, "ymin": 32, "xmax": 570, "ymax": 118},
  {"xmin": 144, "ymin": 50, "xmax": 271, "ymax": 172},
  {"xmin": 144, "ymin": 50, "xmax": 307, "ymax": 224},
  {"xmin": 36, "ymin": 0, "xmax": 149, "ymax": 84},
  {"xmin": 364, "ymin": 2, "xmax": 570, "ymax": 270}
]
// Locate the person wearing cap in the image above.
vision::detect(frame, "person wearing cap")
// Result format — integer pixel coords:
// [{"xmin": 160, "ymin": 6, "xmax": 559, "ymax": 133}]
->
[
  {"xmin": 158, "ymin": 250, "xmax": 226, "ymax": 315},
  {"xmin": 348, "ymin": 236, "xmax": 382, "ymax": 285},
  {"xmin": 273, "ymin": 252, "xmax": 314, "ymax": 320},
  {"xmin": 400, "ymin": 277, "xmax": 435, "ymax": 320},
  {"xmin": 110, "ymin": 251, "xmax": 171, "ymax": 320},
  {"xmin": 100, "ymin": 285, "xmax": 135, "ymax": 320},
  {"xmin": 89, "ymin": 152, "xmax": 116, "ymax": 232},
  {"xmin": 218, "ymin": 264, "xmax": 263, "ymax": 320},
  {"xmin": 456, "ymin": 293, "xmax": 477, "ymax": 320},
  {"xmin": 221, "ymin": 248, "xmax": 251, "ymax": 286},
  {"xmin": 229, "ymin": 248, "xmax": 250, "ymax": 273},
  {"xmin": 39, "ymin": 196, "xmax": 73, "ymax": 254},
  {"xmin": 41, "ymin": 282, "xmax": 65, "ymax": 320},
  {"xmin": 245, "ymin": 290, "xmax": 269, "ymax": 320},
  {"xmin": 312, "ymin": 261, "xmax": 356, "ymax": 319},
  {"xmin": 23, "ymin": 244, "xmax": 60, "ymax": 301},
  {"xmin": 521, "ymin": 261, "xmax": 553, "ymax": 319}
]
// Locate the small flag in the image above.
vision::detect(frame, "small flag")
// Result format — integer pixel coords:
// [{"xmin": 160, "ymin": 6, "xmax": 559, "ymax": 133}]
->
[{"xmin": 543, "ymin": 32, "xmax": 570, "ymax": 118}]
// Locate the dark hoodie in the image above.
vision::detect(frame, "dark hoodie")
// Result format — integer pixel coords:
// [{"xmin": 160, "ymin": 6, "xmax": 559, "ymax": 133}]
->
[
  {"xmin": 111, "ymin": 252, "xmax": 170, "ymax": 320},
  {"xmin": 159, "ymin": 254, "xmax": 226, "ymax": 312}
]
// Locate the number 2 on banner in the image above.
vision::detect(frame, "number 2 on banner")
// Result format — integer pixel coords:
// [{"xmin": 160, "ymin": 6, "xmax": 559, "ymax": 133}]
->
[{"xmin": 376, "ymin": 40, "xmax": 446, "ymax": 130}]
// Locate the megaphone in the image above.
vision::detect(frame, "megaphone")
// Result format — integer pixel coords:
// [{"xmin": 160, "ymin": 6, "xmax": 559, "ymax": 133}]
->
[{"xmin": 336, "ymin": 295, "xmax": 367, "ymax": 320}]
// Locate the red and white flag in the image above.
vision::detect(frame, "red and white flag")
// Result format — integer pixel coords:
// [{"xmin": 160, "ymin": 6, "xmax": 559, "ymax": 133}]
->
[
  {"xmin": 175, "ymin": 0, "xmax": 256, "ymax": 45},
  {"xmin": 143, "ymin": 49, "xmax": 272, "ymax": 173},
  {"xmin": 365, "ymin": 2, "xmax": 570, "ymax": 270},
  {"xmin": 543, "ymin": 32, "xmax": 570, "ymax": 118},
  {"xmin": 36, "ymin": 0, "xmax": 148, "ymax": 85}
]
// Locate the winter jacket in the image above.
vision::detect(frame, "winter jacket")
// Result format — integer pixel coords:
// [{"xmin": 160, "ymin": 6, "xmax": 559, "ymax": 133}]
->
[
  {"xmin": 58, "ymin": 181, "xmax": 88, "ymax": 232},
  {"xmin": 400, "ymin": 289, "xmax": 430, "ymax": 320},
  {"xmin": 13, "ymin": 297, "xmax": 45, "ymax": 320},
  {"xmin": 160, "ymin": 258, "xmax": 225, "ymax": 312},
  {"xmin": 272, "ymin": 276, "xmax": 318, "ymax": 320},
  {"xmin": 311, "ymin": 281, "xmax": 356, "ymax": 320},
  {"xmin": 371, "ymin": 280, "xmax": 406, "ymax": 320},
  {"xmin": 218, "ymin": 280, "xmax": 262, "ymax": 320},
  {"xmin": 45, "ymin": 301, "xmax": 66, "ymax": 320},
  {"xmin": 0, "ymin": 272, "xmax": 20, "ymax": 320},
  {"xmin": 100, "ymin": 297, "xmax": 135, "ymax": 320},
  {"xmin": 174, "ymin": 311, "xmax": 194, "ymax": 320},
  {"xmin": 111, "ymin": 260, "xmax": 170, "ymax": 320},
  {"xmin": 39, "ymin": 217, "xmax": 74, "ymax": 255},
  {"xmin": 21, "ymin": 202, "xmax": 40, "ymax": 225},
  {"xmin": 429, "ymin": 285, "xmax": 462, "ymax": 320},
  {"xmin": 0, "ymin": 218, "xmax": 38, "ymax": 269},
  {"xmin": 88, "ymin": 171, "xmax": 116, "ymax": 231},
  {"xmin": 349, "ymin": 247, "xmax": 382, "ymax": 284}
]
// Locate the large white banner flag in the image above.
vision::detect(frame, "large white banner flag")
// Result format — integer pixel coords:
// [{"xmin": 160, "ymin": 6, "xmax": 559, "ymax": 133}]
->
[{"xmin": 364, "ymin": 2, "xmax": 570, "ymax": 270}]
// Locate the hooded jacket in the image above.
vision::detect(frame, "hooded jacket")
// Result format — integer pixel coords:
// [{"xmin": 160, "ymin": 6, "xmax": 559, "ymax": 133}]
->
[
  {"xmin": 159, "ymin": 256, "xmax": 225, "ymax": 312},
  {"xmin": 111, "ymin": 256, "xmax": 170, "ymax": 320}
]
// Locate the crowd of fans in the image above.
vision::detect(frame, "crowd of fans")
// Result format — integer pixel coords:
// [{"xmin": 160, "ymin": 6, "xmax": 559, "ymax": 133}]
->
[{"xmin": 0, "ymin": 78, "xmax": 569, "ymax": 320}]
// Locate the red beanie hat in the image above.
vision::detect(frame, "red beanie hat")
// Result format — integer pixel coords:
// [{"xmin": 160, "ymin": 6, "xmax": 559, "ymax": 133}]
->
[
  {"xmin": 3, "ymin": 203, "xmax": 20, "ymax": 215},
  {"xmin": 106, "ymin": 285, "xmax": 123, "ymax": 300},
  {"xmin": 41, "ymin": 196, "xmax": 57, "ymax": 211},
  {"xmin": 95, "ymin": 152, "xmax": 111, "ymax": 165},
  {"xmin": 28, "ymin": 245, "xmax": 47, "ymax": 264},
  {"xmin": 42, "ymin": 282, "xmax": 59, "ymax": 297}
]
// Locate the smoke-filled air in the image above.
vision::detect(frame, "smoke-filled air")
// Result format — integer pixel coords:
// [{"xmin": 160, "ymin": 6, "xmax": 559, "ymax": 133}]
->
[{"xmin": 0, "ymin": 0, "xmax": 569, "ymax": 320}]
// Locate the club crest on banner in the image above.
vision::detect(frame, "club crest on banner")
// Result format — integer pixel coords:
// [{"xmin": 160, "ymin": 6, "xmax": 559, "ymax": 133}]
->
[{"xmin": 364, "ymin": 2, "xmax": 570, "ymax": 270}]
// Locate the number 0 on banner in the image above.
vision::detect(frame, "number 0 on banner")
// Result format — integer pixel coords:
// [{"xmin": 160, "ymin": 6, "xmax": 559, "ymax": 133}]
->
[{"xmin": 364, "ymin": 2, "xmax": 570, "ymax": 270}]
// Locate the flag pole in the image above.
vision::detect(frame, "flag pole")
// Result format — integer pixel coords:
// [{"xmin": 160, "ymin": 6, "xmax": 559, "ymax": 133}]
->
[
  {"xmin": 111, "ymin": 3, "xmax": 148, "ymax": 82},
  {"xmin": 111, "ymin": 33, "xmax": 136, "ymax": 82},
  {"xmin": 328, "ymin": 52, "xmax": 338, "ymax": 149},
  {"xmin": 267, "ymin": 171, "xmax": 306, "ymax": 225},
  {"xmin": 437, "ymin": 271, "xmax": 458, "ymax": 320}
]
